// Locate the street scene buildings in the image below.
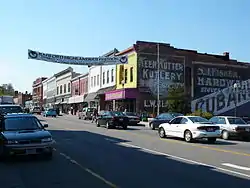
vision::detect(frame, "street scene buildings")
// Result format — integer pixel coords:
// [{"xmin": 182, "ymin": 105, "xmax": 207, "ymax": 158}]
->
[{"xmin": 31, "ymin": 41, "xmax": 250, "ymax": 117}]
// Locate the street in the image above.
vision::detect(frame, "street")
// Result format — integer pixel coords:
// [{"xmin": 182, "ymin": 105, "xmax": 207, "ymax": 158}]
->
[{"xmin": 1, "ymin": 115, "xmax": 250, "ymax": 188}]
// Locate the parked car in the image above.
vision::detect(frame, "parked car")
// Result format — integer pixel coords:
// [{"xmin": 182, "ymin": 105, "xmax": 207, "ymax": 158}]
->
[
  {"xmin": 158, "ymin": 116, "xmax": 221, "ymax": 143},
  {"xmin": 78, "ymin": 107, "xmax": 96, "ymax": 120},
  {"xmin": 123, "ymin": 112, "xmax": 140, "ymax": 125},
  {"xmin": 209, "ymin": 116, "xmax": 250, "ymax": 140},
  {"xmin": 149, "ymin": 112, "xmax": 184, "ymax": 130},
  {"xmin": 31, "ymin": 107, "xmax": 42, "ymax": 115},
  {"xmin": 0, "ymin": 104, "xmax": 23, "ymax": 114},
  {"xmin": 96, "ymin": 111, "xmax": 129, "ymax": 129},
  {"xmin": 0, "ymin": 113, "xmax": 55, "ymax": 160},
  {"xmin": 43, "ymin": 109, "xmax": 57, "ymax": 117}
]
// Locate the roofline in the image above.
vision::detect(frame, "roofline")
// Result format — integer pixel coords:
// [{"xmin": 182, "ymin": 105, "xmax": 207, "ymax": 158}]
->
[
  {"xmin": 71, "ymin": 73, "xmax": 88, "ymax": 81},
  {"xmin": 115, "ymin": 46, "xmax": 135, "ymax": 56}
]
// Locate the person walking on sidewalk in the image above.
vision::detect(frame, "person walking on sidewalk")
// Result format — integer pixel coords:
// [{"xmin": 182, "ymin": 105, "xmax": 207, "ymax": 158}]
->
[{"xmin": 91, "ymin": 108, "xmax": 98, "ymax": 123}]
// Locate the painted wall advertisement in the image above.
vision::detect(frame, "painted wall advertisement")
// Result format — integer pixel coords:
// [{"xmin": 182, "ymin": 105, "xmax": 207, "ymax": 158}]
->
[
  {"xmin": 191, "ymin": 63, "xmax": 250, "ymax": 115},
  {"xmin": 138, "ymin": 54, "xmax": 185, "ymax": 108}
]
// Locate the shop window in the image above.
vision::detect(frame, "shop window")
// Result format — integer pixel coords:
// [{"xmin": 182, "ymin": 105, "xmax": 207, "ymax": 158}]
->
[
  {"xmin": 60, "ymin": 85, "xmax": 62, "ymax": 94},
  {"xmin": 57, "ymin": 86, "xmax": 59, "ymax": 95},
  {"xmin": 119, "ymin": 65, "xmax": 124, "ymax": 84},
  {"xmin": 97, "ymin": 75, "xmax": 99, "ymax": 85},
  {"xmin": 68, "ymin": 83, "xmax": 71, "ymax": 93},
  {"xmin": 107, "ymin": 70, "xmax": 110, "ymax": 84},
  {"xmin": 94, "ymin": 76, "xmax": 96, "ymax": 86},
  {"xmin": 103, "ymin": 72, "xmax": 105, "ymax": 84},
  {"xmin": 130, "ymin": 67, "xmax": 134, "ymax": 82},
  {"xmin": 111, "ymin": 69, "xmax": 114, "ymax": 82},
  {"xmin": 91, "ymin": 77, "xmax": 93, "ymax": 87},
  {"xmin": 64, "ymin": 84, "xmax": 66, "ymax": 93},
  {"xmin": 124, "ymin": 69, "xmax": 128, "ymax": 83}
]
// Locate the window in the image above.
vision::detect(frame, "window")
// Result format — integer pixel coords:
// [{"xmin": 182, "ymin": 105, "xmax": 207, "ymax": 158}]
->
[
  {"xmin": 68, "ymin": 83, "xmax": 70, "ymax": 93},
  {"xmin": 227, "ymin": 117, "xmax": 246, "ymax": 125},
  {"xmin": 124, "ymin": 69, "xmax": 128, "ymax": 83},
  {"xmin": 91, "ymin": 77, "xmax": 93, "ymax": 87},
  {"xmin": 103, "ymin": 72, "xmax": 105, "ymax": 84},
  {"xmin": 217, "ymin": 117, "xmax": 226, "ymax": 124},
  {"xmin": 170, "ymin": 117, "xmax": 183, "ymax": 124},
  {"xmin": 97, "ymin": 75, "xmax": 99, "ymax": 85},
  {"xmin": 60, "ymin": 85, "xmax": 62, "ymax": 94},
  {"xmin": 180, "ymin": 118, "xmax": 188, "ymax": 124},
  {"xmin": 57, "ymin": 86, "xmax": 59, "ymax": 95},
  {"xmin": 64, "ymin": 84, "xmax": 66, "ymax": 93},
  {"xmin": 111, "ymin": 69, "xmax": 114, "ymax": 82},
  {"xmin": 107, "ymin": 70, "xmax": 109, "ymax": 84},
  {"xmin": 130, "ymin": 67, "xmax": 133, "ymax": 82},
  {"xmin": 188, "ymin": 117, "xmax": 209, "ymax": 123},
  {"xmin": 94, "ymin": 76, "xmax": 96, "ymax": 86},
  {"xmin": 209, "ymin": 117, "xmax": 218, "ymax": 124}
]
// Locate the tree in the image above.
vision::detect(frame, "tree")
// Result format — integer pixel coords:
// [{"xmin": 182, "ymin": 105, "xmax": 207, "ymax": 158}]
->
[
  {"xmin": 166, "ymin": 85, "xmax": 186, "ymax": 113},
  {"xmin": 0, "ymin": 83, "xmax": 15, "ymax": 96}
]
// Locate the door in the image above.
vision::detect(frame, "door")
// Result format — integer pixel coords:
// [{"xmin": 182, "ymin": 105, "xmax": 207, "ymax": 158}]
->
[
  {"xmin": 176, "ymin": 117, "xmax": 189, "ymax": 137},
  {"xmin": 169, "ymin": 117, "xmax": 183, "ymax": 137}
]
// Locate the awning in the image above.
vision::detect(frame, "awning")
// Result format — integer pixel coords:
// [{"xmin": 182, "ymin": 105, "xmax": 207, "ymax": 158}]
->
[
  {"xmin": 97, "ymin": 86, "xmax": 116, "ymax": 95},
  {"xmin": 68, "ymin": 95, "xmax": 85, "ymax": 104},
  {"xmin": 85, "ymin": 93, "xmax": 98, "ymax": 102}
]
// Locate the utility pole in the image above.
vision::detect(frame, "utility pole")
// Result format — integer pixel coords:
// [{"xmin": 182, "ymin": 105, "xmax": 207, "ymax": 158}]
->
[{"xmin": 157, "ymin": 43, "xmax": 160, "ymax": 116}]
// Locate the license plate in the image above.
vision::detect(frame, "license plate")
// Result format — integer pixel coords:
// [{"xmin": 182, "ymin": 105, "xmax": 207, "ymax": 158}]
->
[
  {"xmin": 119, "ymin": 118, "xmax": 123, "ymax": 121},
  {"xmin": 26, "ymin": 149, "xmax": 36, "ymax": 155},
  {"xmin": 246, "ymin": 128, "xmax": 250, "ymax": 132},
  {"xmin": 207, "ymin": 128, "xmax": 214, "ymax": 132}
]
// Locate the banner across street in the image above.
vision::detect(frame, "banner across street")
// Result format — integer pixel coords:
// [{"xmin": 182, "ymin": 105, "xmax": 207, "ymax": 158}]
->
[{"xmin": 28, "ymin": 49, "xmax": 128, "ymax": 65}]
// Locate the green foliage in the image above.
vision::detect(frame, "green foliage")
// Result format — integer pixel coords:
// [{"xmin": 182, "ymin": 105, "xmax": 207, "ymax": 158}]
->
[
  {"xmin": 186, "ymin": 109, "xmax": 213, "ymax": 119},
  {"xmin": 166, "ymin": 85, "xmax": 185, "ymax": 113},
  {"xmin": 0, "ymin": 83, "xmax": 15, "ymax": 96}
]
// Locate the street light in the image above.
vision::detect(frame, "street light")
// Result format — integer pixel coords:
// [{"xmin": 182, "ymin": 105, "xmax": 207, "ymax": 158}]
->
[{"xmin": 233, "ymin": 83, "xmax": 239, "ymax": 117}]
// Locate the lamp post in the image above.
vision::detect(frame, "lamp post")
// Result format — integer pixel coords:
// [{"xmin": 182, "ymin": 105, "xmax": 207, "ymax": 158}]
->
[
  {"xmin": 157, "ymin": 43, "xmax": 160, "ymax": 116},
  {"xmin": 233, "ymin": 83, "xmax": 238, "ymax": 117},
  {"xmin": 121, "ymin": 80, "xmax": 125, "ymax": 111}
]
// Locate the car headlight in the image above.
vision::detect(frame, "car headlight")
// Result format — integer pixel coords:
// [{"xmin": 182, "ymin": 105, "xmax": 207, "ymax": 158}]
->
[
  {"xmin": 41, "ymin": 137, "xmax": 52, "ymax": 142},
  {"xmin": 7, "ymin": 140, "xmax": 19, "ymax": 144}
]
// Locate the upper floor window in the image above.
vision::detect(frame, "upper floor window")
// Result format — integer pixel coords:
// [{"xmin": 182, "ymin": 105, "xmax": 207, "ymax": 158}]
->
[
  {"xmin": 91, "ymin": 77, "xmax": 93, "ymax": 87},
  {"xmin": 130, "ymin": 67, "xmax": 134, "ymax": 82},
  {"xmin": 119, "ymin": 65, "xmax": 124, "ymax": 84},
  {"xmin": 57, "ymin": 86, "xmax": 59, "ymax": 95},
  {"xmin": 68, "ymin": 83, "xmax": 71, "ymax": 93},
  {"xmin": 64, "ymin": 84, "xmax": 66, "ymax": 93},
  {"xmin": 111, "ymin": 69, "xmax": 114, "ymax": 82},
  {"xmin": 103, "ymin": 72, "xmax": 105, "ymax": 85},
  {"xmin": 107, "ymin": 70, "xmax": 110, "ymax": 84},
  {"xmin": 124, "ymin": 69, "xmax": 128, "ymax": 83},
  {"xmin": 94, "ymin": 76, "xmax": 96, "ymax": 86},
  {"xmin": 97, "ymin": 75, "xmax": 99, "ymax": 85},
  {"xmin": 60, "ymin": 85, "xmax": 62, "ymax": 94}
]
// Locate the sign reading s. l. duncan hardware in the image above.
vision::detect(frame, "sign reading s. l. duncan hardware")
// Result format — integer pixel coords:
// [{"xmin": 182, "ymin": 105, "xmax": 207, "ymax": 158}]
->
[
  {"xmin": 192, "ymin": 63, "xmax": 250, "ymax": 115},
  {"xmin": 28, "ymin": 49, "xmax": 128, "ymax": 66}
]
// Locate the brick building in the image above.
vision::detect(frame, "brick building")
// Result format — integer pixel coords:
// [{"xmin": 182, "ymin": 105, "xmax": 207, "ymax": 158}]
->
[{"xmin": 32, "ymin": 77, "xmax": 47, "ymax": 107}]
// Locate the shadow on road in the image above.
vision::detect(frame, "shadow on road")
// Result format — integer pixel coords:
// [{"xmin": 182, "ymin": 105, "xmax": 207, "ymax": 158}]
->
[{"xmin": 49, "ymin": 128, "xmax": 250, "ymax": 188}]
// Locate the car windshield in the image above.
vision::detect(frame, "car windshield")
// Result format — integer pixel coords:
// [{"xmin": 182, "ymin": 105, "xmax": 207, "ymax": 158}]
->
[
  {"xmin": 0, "ymin": 106, "xmax": 23, "ymax": 114},
  {"xmin": 170, "ymin": 113, "xmax": 184, "ymax": 118},
  {"xmin": 111, "ymin": 111, "xmax": 124, "ymax": 116},
  {"xmin": 4, "ymin": 117, "xmax": 42, "ymax": 131},
  {"xmin": 125, "ymin": 112, "xmax": 137, "ymax": 116},
  {"xmin": 188, "ymin": 116, "xmax": 210, "ymax": 123},
  {"xmin": 228, "ymin": 117, "xmax": 247, "ymax": 125}
]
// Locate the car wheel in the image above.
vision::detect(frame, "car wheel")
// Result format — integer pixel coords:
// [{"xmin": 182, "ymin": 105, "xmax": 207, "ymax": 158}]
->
[
  {"xmin": 96, "ymin": 120, "xmax": 100, "ymax": 127},
  {"xmin": 207, "ymin": 137, "xmax": 216, "ymax": 143},
  {"xmin": 106, "ymin": 122, "xmax": 110, "ymax": 129},
  {"xmin": 84, "ymin": 117, "xmax": 87, "ymax": 120},
  {"xmin": 78, "ymin": 116, "xmax": 81, "ymax": 119},
  {"xmin": 158, "ymin": 127, "xmax": 166, "ymax": 138},
  {"xmin": 150, "ymin": 123, "xmax": 155, "ymax": 130},
  {"xmin": 184, "ymin": 130, "xmax": 193, "ymax": 142},
  {"xmin": 222, "ymin": 130, "xmax": 229, "ymax": 140},
  {"xmin": 123, "ymin": 125, "xmax": 127, "ymax": 130}
]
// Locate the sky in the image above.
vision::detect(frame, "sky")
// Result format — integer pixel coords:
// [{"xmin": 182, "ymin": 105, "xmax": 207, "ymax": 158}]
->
[{"xmin": 0, "ymin": 0, "xmax": 249, "ymax": 92}]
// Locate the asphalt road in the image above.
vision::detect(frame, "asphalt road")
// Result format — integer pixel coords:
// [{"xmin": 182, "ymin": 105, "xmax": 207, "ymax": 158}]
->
[{"xmin": 1, "ymin": 115, "xmax": 250, "ymax": 188}]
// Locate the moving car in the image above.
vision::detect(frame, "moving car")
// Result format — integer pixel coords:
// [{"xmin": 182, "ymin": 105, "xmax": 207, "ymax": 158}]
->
[
  {"xmin": 43, "ymin": 108, "xmax": 57, "ymax": 117},
  {"xmin": 78, "ymin": 107, "xmax": 95, "ymax": 120},
  {"xmin": 0, "ymin": 113, "xmax": 55, "ymax": 159},
  {"xmin": 123, "ymin": 112, "xmax": 140, "ymax": 125},
  {"xmin": 149, "ymin": 112, "xmax": 184, "ymax": 130},
  {"xmin": 96, "ymin": 111, "xmax": 129, "ymax": 129},
  {"xmin": 209, "ymin": 116, "xmax": 250, "ymax": 140},
  {"xmin": 31, "ymin": 107, "xmax": 42, "ymax": 115},
  {"xmin": 0, "ymin": 104, "xmax": 23, "ymax": 114},
  {"xmin": 158, "ymin": 116, "xmax": 221, "ymax": 143}
]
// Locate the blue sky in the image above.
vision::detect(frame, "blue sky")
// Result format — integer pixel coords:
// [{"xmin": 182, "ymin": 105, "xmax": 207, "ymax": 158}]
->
[{"xmin": 0, "ymin": 0, "xmax": 249, "ymax": 92}]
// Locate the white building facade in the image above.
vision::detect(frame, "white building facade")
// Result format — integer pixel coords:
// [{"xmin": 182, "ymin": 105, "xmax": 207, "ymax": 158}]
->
[
  {"xmin": 42, "ymin": 78, "xmax": 48, "ymax": 107},
  {"xmin": 46, "ymin": 76, "xmax": 57, "ymax": 107}
]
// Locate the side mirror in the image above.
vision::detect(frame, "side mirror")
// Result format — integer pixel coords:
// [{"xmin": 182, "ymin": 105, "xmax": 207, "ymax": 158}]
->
[{"xmin": 43, "ymin": 124, "xmax": 48, "ymax": 128}]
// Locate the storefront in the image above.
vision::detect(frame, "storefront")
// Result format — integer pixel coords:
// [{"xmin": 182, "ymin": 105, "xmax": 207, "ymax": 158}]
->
[
  {"xmin": 68, "ymin": 95, "xmax": 88, "ymax": 115},
  {"xmin": 105, "ymin": 88, "xmax": 138, "ymax": 112},
  {"xmin": 85, "ymin": 93, "xmax": 99, "ymax": 108},
  {"xmin": 55, "ymin": 97, "xmax": 70, "ymax": 114}
]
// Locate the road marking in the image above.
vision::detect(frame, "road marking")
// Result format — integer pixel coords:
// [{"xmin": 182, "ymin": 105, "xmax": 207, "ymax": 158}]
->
[
  {"xmin": 222, "ymin": 163, "xmax": 250, "ymax": 171},
  {"xmin": 115, "ymin": 130, "xmax": 250, "ymax": 157},
  {"xmin": 55, "ymin": 149, "xmax": 118, "ymax": 188},
  {"xmin": 106, "ymin": 139, "xmax": 250, "ymax": 178}
]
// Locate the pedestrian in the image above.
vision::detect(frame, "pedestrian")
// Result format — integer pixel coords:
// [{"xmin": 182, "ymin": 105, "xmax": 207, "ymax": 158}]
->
[{"xmin": 91, "ymin": 108, "xmax": 98, "ymax": 123}]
